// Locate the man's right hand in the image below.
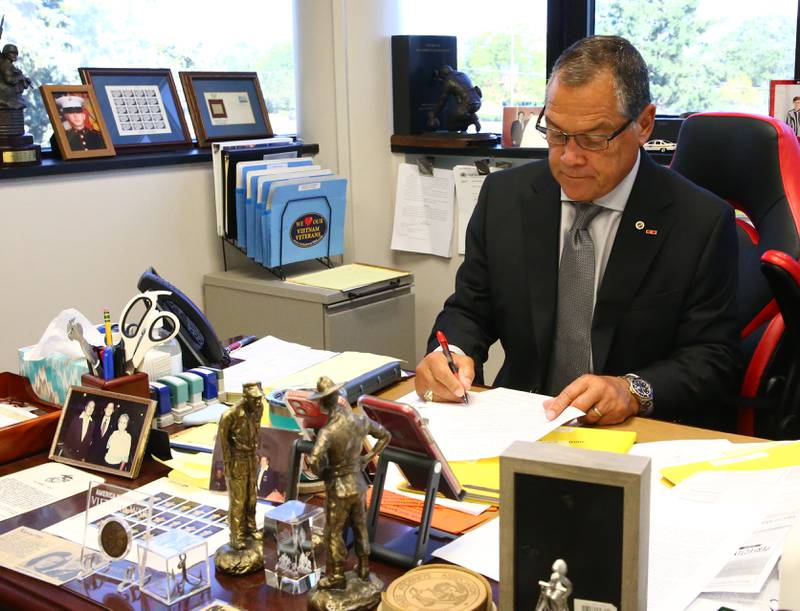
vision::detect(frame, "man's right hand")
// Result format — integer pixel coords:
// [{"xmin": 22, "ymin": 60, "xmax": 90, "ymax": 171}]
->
[{"xmin": 414, "ymin": 351, "xmax": 475, "ymax": 403}]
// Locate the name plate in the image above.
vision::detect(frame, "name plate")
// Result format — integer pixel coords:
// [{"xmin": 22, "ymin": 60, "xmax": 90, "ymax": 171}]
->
[{"xmin": 2, "ymin": 149, "xmax": 38, "ymax": 163}]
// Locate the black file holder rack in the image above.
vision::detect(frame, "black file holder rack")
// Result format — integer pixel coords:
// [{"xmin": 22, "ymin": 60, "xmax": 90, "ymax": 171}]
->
[{"xmin": 221, "ymin": 193, "xmax": 336, "ymax": 281}]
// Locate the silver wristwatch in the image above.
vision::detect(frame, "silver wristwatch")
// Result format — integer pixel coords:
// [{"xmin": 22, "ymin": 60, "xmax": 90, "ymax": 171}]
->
[{"xmin": 621, "ymin": 373, "xmax": 653, "ymax": 417}]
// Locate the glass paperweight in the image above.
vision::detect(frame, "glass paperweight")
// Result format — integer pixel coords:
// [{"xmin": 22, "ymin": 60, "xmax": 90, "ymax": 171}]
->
[
  {"xmin": 80, "ymin": 481, "xmax": 154, "ymax": 590},
  {"xmin": 264, "ymin": 500, "xmax": 324, "ymax": 594},
  {"xmin": 138, "ymin": 529, "xmax": 210, "ymax": 605}
]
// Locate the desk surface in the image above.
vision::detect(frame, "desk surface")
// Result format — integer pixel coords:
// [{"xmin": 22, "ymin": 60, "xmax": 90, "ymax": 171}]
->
[{"xmin": 0, "ymin": 378, "xmax": 761, "ymax": 610}]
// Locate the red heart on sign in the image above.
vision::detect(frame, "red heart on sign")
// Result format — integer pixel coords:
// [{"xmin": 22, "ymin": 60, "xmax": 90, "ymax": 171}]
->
[{"xmin": 304, "ymin": 216, "xmax": 313, "ymax": 226}]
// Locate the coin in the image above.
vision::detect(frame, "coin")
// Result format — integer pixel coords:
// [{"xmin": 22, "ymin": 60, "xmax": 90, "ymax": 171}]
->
[{"xmin": 98, "ymin": 518, "xmax": 131, "ymax": 559}]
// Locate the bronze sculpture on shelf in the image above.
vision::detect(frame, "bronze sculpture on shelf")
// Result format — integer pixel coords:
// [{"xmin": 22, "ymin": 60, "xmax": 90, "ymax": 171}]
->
[
  {"xmin": 214, "ymin": 381, "xmax": 265, "ymax": 575},
  {"xmin": 307, "ymin": 376, "xmax": 391, "ymax": 611},
  {"xmin": 0, "ymin": 16, "xmax": 41, "ymax": 166},
  {"xmin": 426, "ymin": 65, "xmax": 483, "ymax": 133},
  {"xmin": 535, "ymin": 559, "xmax": 573, "ymax": 611}
]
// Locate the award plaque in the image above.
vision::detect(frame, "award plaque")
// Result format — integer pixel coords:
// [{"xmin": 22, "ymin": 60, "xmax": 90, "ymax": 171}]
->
[{"xmin": 500, "ymin": 441, "xmax": 650, "ymax": 611}]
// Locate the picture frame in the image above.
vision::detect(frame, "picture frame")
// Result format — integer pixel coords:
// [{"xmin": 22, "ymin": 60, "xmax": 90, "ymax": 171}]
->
[
  {"xmin": 49, "ymin": 386, "xmax": 156, "ymax": 479},
  {"xmin": 500, "ymin": 441, "xmax": 650, "ymax": 611},
  {"xmin": 179, "ymin": 71, "xmax": 273, "ymax": 147},
  {"xmin": 78, "ymin": 67, "xmax": 192, "ymax": 152},
  {"xmin": 39, "ymin": 85, "xmax": 116, "ymax": 160},
  {"xmin": 769, "ymin": 79, "xmax": 800, "ymax": 139},
  {"xmin": 501, "ymin": 105, "xmax": 547, "ymax": 149}
]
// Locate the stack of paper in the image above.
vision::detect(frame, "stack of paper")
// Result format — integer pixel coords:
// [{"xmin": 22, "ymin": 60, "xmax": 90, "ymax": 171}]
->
[{"xmin": 286, "ymin": 263, "xmax": 411, "ymax": 292}]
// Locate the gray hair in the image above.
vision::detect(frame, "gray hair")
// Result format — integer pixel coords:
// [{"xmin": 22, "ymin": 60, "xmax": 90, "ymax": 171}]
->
[{"xmin": 547, "ymin": 35, "xmax": 651, "ymax": 120}]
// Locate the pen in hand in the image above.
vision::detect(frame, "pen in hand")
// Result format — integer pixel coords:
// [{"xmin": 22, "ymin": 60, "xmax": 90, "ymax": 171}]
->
[{"xmin": 436, "ymin": 330, "xmax": 469, "ymax": 404}]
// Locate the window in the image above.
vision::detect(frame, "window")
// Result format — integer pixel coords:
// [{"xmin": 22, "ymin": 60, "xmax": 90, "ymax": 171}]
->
[
  {"xmin": 399, "ymin": 0, "xmax": 548, "ymax": 132},
  {"xmin": 4, "ymin": 0, "xmax": 295, "ymax": 147},
  {"xmin": 595, "ymin": 0, "xmax": 798, "ymax": 115}
]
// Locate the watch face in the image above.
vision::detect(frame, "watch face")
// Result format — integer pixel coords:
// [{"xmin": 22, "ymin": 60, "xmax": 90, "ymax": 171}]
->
[{"xmin": 631, "ymin": 377, "xmax": 652, "ymax": 398}]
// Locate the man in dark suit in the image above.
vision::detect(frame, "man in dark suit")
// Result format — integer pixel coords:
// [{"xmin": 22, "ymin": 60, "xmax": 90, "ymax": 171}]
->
[
  {"xmin": 90, "ymin": 401, "xmax": 116, "ymax": 464},
  {"xmin": 61, "ymin": 400, "xmax": 96, "ymax": 460},
  {"xmin": 256, "ymin": 454, "xmax": 278, "ymax": 498},
  {"xmin": 415, "ymin": 35, "xmax": 740, "ymax": 426}
]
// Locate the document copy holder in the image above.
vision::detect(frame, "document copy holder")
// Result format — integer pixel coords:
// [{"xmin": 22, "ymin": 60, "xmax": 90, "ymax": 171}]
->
[{"xmin": 0, "ymin": 372, "xmax": 62, "ymax": 465}]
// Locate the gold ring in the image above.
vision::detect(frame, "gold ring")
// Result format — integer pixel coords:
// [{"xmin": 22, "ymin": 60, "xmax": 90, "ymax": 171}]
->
[
  {"xmin": 423, "ymin": 389, "xmax": 434, "ymax": 402},
  {"xmin": 591, "ymin": 406, "xmax": 603, "ymax": 418}
]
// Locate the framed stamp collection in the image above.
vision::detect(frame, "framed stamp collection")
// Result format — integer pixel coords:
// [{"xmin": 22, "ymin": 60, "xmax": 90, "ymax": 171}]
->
[{"xmin": 36, "ymin": 68, "xmax": 277, "ymax": 159}]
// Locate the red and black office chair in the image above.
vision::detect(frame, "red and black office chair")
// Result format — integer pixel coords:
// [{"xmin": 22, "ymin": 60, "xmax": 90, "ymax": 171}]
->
[
  {"xmin": 670, "ymin": 112, "xmax": 800, "ymax": 435},
  {"xmin": 752, "ymin": 250, "xmax": 800, "ymax": 438}
]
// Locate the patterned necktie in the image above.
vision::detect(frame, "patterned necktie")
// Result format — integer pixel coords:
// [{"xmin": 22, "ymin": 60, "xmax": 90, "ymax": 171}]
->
[{"xmin": 546, "ymin": 201, "xmax": 603, "ymax": 395}]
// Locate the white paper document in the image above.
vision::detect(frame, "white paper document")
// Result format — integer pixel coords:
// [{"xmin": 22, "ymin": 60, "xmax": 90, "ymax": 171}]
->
[
  {"xmin": 223, "ymin": 335, "xmax": 336, "ymax": 395},
  {"xmin": 453, "ymin": 164, "xmax": 494, "ymax": 255},
  {"xmin": 432, "ymin": 517, "xmax": 499, "ymax": 581},
  {"xmin": 0, "ymin": 527, "xmax": 84, "ymax": 585},
  {"xmin": 395, "ymin": 387, "xmax": 584, "ymax": 461},
  {"xmin": 647, "ymin": 469, "xmax": 781, "ymax": 611},
  {"xmin": 391, "ymin": 163, "xmax": 455, "ymax": 257},
  {"xmin": 0, "ymin": 462, "xmax": 103, "ymax": 521}
]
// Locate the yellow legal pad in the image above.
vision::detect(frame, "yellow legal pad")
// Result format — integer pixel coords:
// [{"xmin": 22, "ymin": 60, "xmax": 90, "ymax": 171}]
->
[
  {"xmin": 286, "ymin": 263, "xmax": 410, "ymax": 292},
  {"xmin": 661, "ymin": 440, "xmax": 800, "ymax": 486}
]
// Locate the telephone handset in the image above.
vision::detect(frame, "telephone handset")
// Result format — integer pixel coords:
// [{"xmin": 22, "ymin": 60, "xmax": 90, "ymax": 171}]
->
[{"xmin": 137, "ymin": 267, "xmax": 231, "ymax": 369}]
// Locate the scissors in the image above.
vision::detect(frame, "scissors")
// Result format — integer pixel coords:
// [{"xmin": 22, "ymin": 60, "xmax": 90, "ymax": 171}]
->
[{"xmin": 119, "ymin": 290, "xmax": 180, "ymax": 374}]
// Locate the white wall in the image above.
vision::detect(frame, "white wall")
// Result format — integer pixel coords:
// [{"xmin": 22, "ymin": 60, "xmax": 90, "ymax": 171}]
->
[
  {"xmin": 296, "ymin": 0, "xmax": 507, "ymax": 378},
  {"xmin": 0, "ymin": 164, "xmax": 224, "ymax": 372}
]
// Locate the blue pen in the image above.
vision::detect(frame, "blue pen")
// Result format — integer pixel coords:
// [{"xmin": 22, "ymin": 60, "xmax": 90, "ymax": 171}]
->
[{"xmin": 102, "ymin": 346, "xmax": 115, "ymax": 381}]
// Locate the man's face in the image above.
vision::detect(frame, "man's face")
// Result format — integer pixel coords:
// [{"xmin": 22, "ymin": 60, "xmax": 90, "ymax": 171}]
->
[
  {"xmin": 104, "ymin": 402, "xmax": 114, "ymax": 417},
  {"xmin": 244, "ymin": 386, "xmax": 264, "ymax": 412},
  {"xmin": 260, "ymin": 455, "xmax": 268, "ymax": 467},
  {"xmin": 64, "ymin": 110, "xmax": 85, "ymax": 130},
  {"xmin": 793, "ymin": 99, "xmax": 800, "ymax": 111},
  {"xmin": 85, "ymin": 401, "xmax": 95, "ymax": 416},
  {"xmin": 545, "ymin": 71, "xmax": 654, "ymax": 202}
]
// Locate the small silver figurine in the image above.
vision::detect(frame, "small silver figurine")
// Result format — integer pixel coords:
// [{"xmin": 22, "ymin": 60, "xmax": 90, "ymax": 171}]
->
[{"xmin": 535, "ymin": 559, "xmax": 572, "ymax": 611}]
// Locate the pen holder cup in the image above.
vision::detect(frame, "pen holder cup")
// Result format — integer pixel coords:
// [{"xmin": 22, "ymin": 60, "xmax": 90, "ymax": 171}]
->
[{"xmin": 81, "ymin": 372, "xmax": 150, "ymax": 400}]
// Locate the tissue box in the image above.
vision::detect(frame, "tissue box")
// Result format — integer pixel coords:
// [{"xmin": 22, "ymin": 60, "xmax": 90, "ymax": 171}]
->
[{"xmin": 18, "ymin": 346, "xmax": 89, "ymax": 405}]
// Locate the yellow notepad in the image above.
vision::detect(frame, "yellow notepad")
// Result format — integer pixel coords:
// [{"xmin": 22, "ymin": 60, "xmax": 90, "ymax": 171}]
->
[
  {"xmin": 287, "ymin": 263, "xmax": 410, "ymax": 292},
  {"xmin": 661, "ymin": 440, "xmax": 800, "ymax": 485},
  {"xmin": 153, "ymin": 451, "xmax": 213, "ymax": 490}
]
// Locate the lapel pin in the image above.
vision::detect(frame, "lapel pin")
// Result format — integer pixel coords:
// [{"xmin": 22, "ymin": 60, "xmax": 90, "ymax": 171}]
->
[
  {"xmin": 646, "ymin": 229, "xmax": 658, "ymax": 235},
  {"xmin": 635, "ymin": 220, "xmax": 645, "ymax": 230}
]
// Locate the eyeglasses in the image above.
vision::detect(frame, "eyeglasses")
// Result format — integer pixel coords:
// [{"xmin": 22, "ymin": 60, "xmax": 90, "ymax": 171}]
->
[{"xmin": 534, "ymin": 106, "xmax": 633, "ymax": 151}]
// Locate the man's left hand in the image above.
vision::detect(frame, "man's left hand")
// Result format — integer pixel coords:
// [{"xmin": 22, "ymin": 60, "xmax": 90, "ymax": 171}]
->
[{"xmin": 543, "ymin": 374, "xmax": 639, "ymax": 425}]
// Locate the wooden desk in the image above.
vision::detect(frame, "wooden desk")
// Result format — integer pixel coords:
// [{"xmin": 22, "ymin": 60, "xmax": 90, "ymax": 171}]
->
[{"xmin": 0, "ymin": 379, "xmax": 761, "ymax": 610}]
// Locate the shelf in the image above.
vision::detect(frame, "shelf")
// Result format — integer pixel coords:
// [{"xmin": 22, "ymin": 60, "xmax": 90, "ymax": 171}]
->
[{"xmin": 0, "ymin": 142, "xmax": 320, "ymax": 181}]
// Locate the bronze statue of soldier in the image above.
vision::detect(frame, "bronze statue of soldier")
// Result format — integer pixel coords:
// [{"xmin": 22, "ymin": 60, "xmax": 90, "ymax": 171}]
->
[
  {"xmin": 214, "ymin": 381, "xmax": 265, "ymax": 575},
  {"xmin": 307, "ymin": 376, "xmax": 390, "ymax": 610},
  {"xmin": 0, "ymin": 17, "xmax": 41, "ymax": 166}
]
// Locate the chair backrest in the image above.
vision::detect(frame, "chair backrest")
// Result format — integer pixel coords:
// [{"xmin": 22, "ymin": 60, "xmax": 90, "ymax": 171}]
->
[{"xmin": 671, "ymin": 112, "xmax": 800, "ymax": 353}]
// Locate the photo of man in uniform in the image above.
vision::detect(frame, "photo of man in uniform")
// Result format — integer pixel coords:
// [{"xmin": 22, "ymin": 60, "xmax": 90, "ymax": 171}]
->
[{"xmin": 55, "ymin": 94, "xmax": 106, "ymax": 151}]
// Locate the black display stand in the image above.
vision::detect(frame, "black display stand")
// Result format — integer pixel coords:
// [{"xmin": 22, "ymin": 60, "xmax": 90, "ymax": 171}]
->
[
  {"xmin": 285, "ymin": 440, "xmax": 454, "ymax": 568},
  {"xmin": 366, "ymin": 446, "xmax": 455, "ymax": 568}
]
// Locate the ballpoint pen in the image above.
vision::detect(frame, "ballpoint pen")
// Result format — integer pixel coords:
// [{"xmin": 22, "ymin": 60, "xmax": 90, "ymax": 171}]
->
[{"xmin": 436, "ymin": 330, "xmax": 469, "ymax": 405}]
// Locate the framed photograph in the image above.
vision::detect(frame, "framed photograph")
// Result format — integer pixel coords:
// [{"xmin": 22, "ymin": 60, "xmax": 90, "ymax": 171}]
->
[
  {"xmin": 78, "ymin": 67, "xmax": 192, "ymax": 152},
  {"xmin": 179, "ymin": 71, "xmax": 272, "ymax": 147},
  {"xmin": 501, "ymin": 105, "xmax": 546, "ymax": 148},
  {"xmin": 49, "ymin": 386, "xmax": 156, "ymax": 479},
  {"xmin": 39, "ymin": 85, "xmax": 116, "ymax": 160},
  {"xmin": 210, "ymin": 427, "xmax": 298, "ymax": 503},
  {"xmin": 769, "ymin": 79, "xmax": 800, "ymax": 138}
]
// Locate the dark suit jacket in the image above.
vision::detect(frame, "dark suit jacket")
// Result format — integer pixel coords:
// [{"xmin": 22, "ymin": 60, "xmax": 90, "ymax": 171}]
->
[
  {"xmin": 63, "ymin": 416, "xmax": 95, "ymax": 460},
  {"xmin": 257, "ymin": 466, "xmax": 278, "ymax": 498},
  {"xmin": 429, "ymin": 152, "xmax": 742, "ymax": 424}
]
